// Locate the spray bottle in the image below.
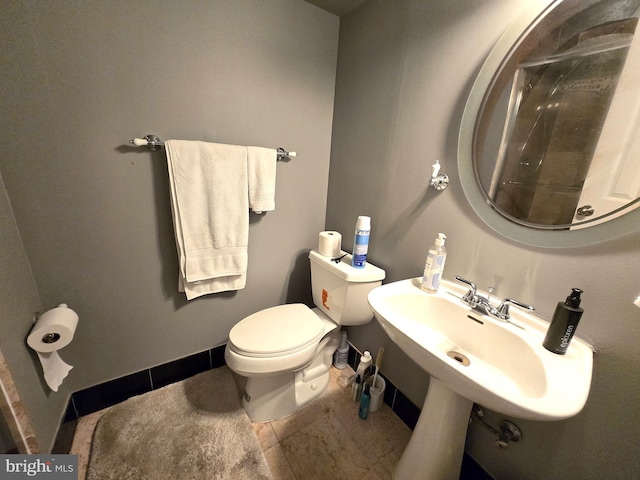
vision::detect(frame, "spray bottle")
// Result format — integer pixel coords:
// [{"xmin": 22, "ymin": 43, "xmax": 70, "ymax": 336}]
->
[
  {"xmin": 352, "ymin": 216, "xmax": 371, "ymax": 268},
  {"xmin": 333, "ymin": 331, "xmax": 349, "ymax": 369}
]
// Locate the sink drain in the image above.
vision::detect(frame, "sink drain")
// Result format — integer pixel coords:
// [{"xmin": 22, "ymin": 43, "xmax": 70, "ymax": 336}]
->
[{"xmin": 447, "ymin": 351, "xmax": 470, "ymax": 366}]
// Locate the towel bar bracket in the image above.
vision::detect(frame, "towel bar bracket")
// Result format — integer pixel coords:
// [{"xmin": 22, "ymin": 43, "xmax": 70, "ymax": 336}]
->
[
  {"xmin": 129, "ymin": 134, "xmax": 163, "ymax": 151},
  {"xmin": 276, "ymin": 147, "xmax": 298, "ymax": 160}
]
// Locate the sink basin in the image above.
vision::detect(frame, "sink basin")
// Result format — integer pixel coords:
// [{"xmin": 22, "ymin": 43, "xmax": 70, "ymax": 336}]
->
[
  {"xmin": 368, "ymin": 277, "xmax": 593, "ymax": 420},
  {"xmin": 368, "ymin": 277, "xmax": 593, "ymax": 480}
]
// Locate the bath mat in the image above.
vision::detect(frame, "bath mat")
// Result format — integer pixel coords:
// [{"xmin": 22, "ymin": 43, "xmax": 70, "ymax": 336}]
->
[{"xmin": 86, "ymin": 367, "xmax": 272, "ymax": 480}]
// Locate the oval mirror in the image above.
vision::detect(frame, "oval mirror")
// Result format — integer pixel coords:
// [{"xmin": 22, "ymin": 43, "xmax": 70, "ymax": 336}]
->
[{"xmin": 459, "ymin": 0, "xmax": 640, "ymax": 247}]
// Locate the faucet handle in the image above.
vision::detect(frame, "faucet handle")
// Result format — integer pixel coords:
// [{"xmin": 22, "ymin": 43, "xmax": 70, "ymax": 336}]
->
[
  {"xmin": 454, "ymin": 275, "xmax": 476, "ymax": 292},
  {"xmin": 454, "ymin": 276, "xmax": 477, "ymax": 303},
  {"xmin": 495, "ymin": 298, "xmax": 535, "ymax": 321}
]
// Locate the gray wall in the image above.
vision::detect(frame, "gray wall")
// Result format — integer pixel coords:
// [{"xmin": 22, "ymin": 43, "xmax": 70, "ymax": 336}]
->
[
  {"xmin": 0, "ymin": 0, "xmax": 338, "ymax": 452},
  {"xmin": 3, "ymin": 0, "xmax": 640, "ymax": 477},
  {"xmin": 329, "ymin": 1, "xmax": 640, "ymax": 479},
  {"xmin": 0, "ymin": 171, "xmax": 66, "ymax": 452}
]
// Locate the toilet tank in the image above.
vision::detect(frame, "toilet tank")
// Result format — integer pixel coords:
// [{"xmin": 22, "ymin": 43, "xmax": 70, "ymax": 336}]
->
[{"xmin": 309, "ymin": 249, "xmax": 385, "ymax": 325}]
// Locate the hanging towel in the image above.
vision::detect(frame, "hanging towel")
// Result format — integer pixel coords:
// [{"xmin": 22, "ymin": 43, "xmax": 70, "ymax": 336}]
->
[
  {"xmin": 165, "ymin": 140, "xmax": 249, "ymax": 299},
  {"xmin": 247, "ymin": 146, "xmax": 278, "ymax": 213}
]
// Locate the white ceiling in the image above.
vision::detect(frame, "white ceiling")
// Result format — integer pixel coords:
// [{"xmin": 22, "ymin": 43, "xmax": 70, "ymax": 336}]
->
[{"xmin": 303, "ymin": 0, "xmax": 366, "ymax": 17}]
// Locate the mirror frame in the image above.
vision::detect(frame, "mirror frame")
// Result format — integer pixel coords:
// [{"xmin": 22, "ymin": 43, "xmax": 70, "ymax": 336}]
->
[{"xmin": 458, "ymin": 0, "xmax": 640, "ymax": 248}]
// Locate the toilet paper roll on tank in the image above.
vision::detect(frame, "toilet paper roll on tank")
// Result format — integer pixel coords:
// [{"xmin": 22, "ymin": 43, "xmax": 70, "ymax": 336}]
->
[
  {"xmin": 27, "ymin": 304, "xmax": 78, "ymax": 392},
  {"xmin": 318, "ymin": 231, "xmax": 342, "ymax": 257}
]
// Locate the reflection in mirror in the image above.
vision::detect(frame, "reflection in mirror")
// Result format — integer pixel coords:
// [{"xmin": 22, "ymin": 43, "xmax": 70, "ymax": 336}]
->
[{"xmin": 475, "ymin": 0, "xmax": 640, "ymax": 230}]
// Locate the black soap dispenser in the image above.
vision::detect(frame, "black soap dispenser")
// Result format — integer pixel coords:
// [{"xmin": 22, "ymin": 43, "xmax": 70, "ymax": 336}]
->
[{"xmin": 543, "ymin": 288, "xmax": 584, "ymax": 355}]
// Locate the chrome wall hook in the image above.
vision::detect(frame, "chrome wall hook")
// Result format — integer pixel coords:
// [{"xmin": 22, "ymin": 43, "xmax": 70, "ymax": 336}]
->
[{"xmin": 429, "ymin": 160, "xmax": 449, "ymax": 191}]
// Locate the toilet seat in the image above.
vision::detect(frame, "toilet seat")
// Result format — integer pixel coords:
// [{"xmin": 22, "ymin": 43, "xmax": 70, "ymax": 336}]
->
[{"xmin": 228, "ymin": 304, "xmax": 325, "ymax": 358}]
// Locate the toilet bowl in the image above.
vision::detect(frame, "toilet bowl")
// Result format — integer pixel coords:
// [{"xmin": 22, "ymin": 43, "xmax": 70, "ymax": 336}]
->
[{"xmin": 225, "ymin": 249, "xmax": 385, "ymax": 422}]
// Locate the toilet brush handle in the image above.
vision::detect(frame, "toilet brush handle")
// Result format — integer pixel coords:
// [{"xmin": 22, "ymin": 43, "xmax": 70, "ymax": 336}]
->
[
  {"xmin": 372, "ymin": 347, "xmax": 384, "ymax": 387},
  {"xmin": 375, "ymin": 347, "xmax": 384, "ymax": 370}
]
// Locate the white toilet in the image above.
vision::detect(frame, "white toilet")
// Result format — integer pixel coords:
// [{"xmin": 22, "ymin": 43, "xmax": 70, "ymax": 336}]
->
[{"xmin": 225, "ymin": 249, "xmax": 385, "ymax": 422}]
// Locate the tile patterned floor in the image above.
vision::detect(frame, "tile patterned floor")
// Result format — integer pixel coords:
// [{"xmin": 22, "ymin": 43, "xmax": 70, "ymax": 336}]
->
[{"xmin": 70, "ymin": 366, "xmax": 411, "ymax": 480}]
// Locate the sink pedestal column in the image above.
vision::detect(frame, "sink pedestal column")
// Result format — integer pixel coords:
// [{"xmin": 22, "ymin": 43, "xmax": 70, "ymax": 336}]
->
[{"xmin": 394, "ymin": 377, "xmax": 473, "ymax": 480}]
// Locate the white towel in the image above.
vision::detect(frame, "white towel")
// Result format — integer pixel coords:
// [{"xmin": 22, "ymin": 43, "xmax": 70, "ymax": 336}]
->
[
  {"xmin": 247, "ymin": 146, "xmax": 277, "ymax": 213},
  {"xmin": 165, "ymin": 140, "xmax": 248, "ymax": 299}
]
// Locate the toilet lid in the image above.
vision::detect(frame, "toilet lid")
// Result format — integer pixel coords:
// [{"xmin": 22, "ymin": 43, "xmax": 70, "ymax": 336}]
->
[{"xmin": 229, "ymin": 304, "xmax": 325, "ymax": 357}]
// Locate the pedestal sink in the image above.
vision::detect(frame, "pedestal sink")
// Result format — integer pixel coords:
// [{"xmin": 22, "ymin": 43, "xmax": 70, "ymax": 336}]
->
[{"xmin": 367, "ymin": 278, "xmax": 593, "ymax": 480}]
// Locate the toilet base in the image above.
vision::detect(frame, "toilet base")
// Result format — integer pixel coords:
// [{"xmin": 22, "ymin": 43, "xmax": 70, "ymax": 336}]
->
[
  {"xmin": 242, "ymin": 369, "xmax": 330, "ymax": 422},
  {"xmin": 241, "ymin": 328, "xmax": 341, "ymax": 422}
]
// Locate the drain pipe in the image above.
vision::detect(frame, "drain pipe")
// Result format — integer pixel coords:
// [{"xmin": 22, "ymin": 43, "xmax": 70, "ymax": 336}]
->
[{"xmin": 470, "ymin": 405, "xmax": 523, "ymax": 449}]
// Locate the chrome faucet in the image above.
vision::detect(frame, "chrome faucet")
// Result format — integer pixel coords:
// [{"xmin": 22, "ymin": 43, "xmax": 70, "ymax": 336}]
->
[{"xmin": 454, "ymin": 275, "xmax": 534, "ymax": 321}]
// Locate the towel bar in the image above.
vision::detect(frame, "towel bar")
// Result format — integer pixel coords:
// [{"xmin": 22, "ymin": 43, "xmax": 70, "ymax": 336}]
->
[{"xmin": 129, "ymin": 134, "xmax": 297, "ymax": 160}]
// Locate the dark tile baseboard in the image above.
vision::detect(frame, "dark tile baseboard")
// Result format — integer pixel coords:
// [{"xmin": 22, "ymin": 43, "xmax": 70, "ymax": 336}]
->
[
  {"xmin": 55, "ymin": 343, "xmax": 494, "ymax": 479},
  {"xmin": 70, "ymin": 346, "xmax": 227, "ymax": 418},
  {"xmin": 53, "ymin": 345, "xmax": 227, "ymax": 453}
]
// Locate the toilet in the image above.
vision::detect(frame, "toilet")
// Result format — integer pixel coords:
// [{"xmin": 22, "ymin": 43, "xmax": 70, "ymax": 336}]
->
[{"xmin": 225, "ymin": 249, "xmax": 385, "ymax": 422}]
